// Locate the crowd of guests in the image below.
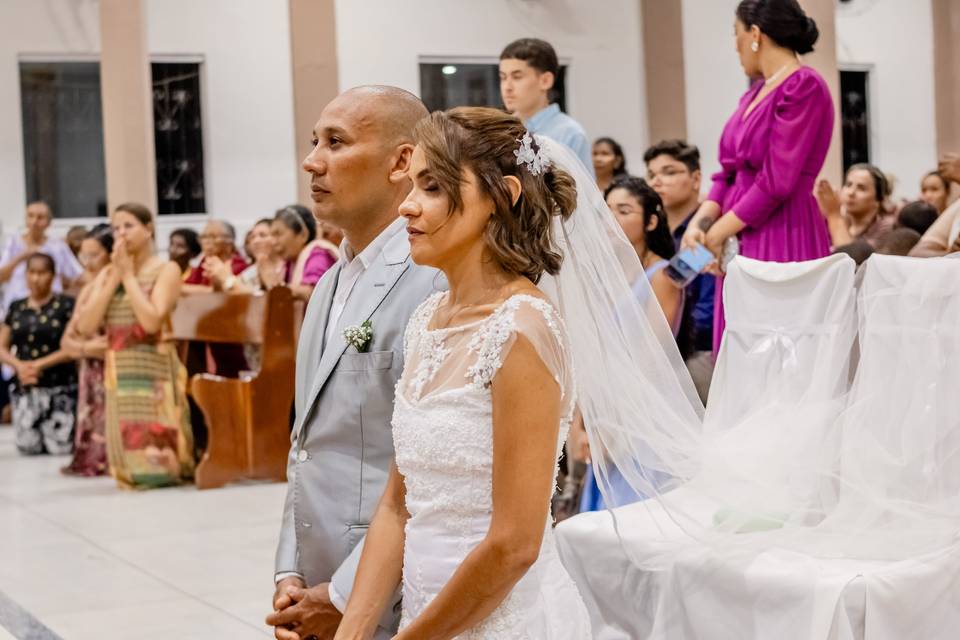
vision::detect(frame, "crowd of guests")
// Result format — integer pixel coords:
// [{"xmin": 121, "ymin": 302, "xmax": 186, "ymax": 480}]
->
[
  {"xmin": 0, "ymin": 200, "xmax": 340, "ymax": 489},
  {"xmin": 585, "ymin": 136, "xmax": 960, "ymax": 413},
  {"xmin": 4, "ymin": 2, "xmax": 959, "ymax": 502},
  {"xmin": 562, "ymin": 0, "xmax": 960, "ymax": 513}
]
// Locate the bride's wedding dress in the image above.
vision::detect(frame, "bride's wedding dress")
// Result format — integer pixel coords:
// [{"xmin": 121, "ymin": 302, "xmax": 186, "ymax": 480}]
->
[{"xmin": 392, "ymin": 291, "xmax": 591, "ymax": 638}]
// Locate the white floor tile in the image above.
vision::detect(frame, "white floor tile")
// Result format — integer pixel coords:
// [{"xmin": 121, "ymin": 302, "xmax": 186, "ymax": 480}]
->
[
  {"xmin": 42, "ymin": 598, "xmax": 272, "ymax": 640},
  {"xmin": 0, "ymin": 425, "xmax": 289, "ymax": 638}
]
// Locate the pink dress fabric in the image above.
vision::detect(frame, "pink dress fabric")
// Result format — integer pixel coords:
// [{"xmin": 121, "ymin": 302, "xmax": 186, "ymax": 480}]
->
[{"xmin": 707, "ymin": 67, "xmax": 834, "ymax": 353}]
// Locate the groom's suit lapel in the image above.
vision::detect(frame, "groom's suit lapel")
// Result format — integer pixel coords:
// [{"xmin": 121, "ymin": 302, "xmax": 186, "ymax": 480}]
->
[{"xmin": 297, "ymin": 224, "xmax": 411, "ymax": 440}]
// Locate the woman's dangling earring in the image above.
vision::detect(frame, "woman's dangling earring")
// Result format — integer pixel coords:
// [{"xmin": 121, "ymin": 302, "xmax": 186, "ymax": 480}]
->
[{"xmin": 751, "ymin": 41, "xmax": 759, "ymax": 53}]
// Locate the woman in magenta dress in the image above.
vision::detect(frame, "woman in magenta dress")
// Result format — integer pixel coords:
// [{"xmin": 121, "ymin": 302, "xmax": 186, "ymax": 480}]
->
[{"xmin": 682, "ymin": 0, "xmax": 834, "ymax": 353}]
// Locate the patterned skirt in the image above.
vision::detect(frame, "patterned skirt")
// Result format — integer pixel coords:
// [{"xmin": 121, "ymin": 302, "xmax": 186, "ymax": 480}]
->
[
  {"xmin": 104, "ymin": 342, "xmax": 194, "ymax": 489},
  {"xmin": 62, "ymin": 359, "xmax": 108, "ymax": 476},
  {"xmin": 12, "ymin": 383, "xmax": 78, "ymax": 456}
]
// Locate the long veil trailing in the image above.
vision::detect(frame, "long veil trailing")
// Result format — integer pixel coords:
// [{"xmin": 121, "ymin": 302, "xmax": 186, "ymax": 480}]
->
[{"xmin": 536, "ymin": 135, "xmax": 960, "ymax": 571}]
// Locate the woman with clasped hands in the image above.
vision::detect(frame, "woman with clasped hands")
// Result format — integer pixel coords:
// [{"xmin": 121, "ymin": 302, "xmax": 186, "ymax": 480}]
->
[
  {"xmin": 681, "ymin": 0, "xmax": 833, "ymax": 353},
  {"xmin": 77, "ymin": 203, "xmax": 194, "ymax": 489}
]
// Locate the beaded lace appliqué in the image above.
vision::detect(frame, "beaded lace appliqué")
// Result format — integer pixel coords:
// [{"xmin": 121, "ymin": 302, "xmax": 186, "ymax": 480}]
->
[{"xmin": 465, "ymin": 295, "xmax": 565, "ymax": 390}]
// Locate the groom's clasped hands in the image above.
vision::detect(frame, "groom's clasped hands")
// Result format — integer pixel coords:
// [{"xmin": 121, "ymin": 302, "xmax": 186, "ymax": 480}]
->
[{"xmin": 267, "ymin": 578, "xmax": 343, "ymax": 640}]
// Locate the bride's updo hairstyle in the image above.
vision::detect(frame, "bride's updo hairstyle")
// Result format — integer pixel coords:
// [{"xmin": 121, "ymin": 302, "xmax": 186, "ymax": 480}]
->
[{"xmin": 413, "ymin": 106, "xmax": 577, "ymax": 284}]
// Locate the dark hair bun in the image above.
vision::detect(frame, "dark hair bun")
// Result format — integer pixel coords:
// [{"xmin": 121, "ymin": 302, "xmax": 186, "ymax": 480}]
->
[
  {"xmin": 736, "ymin": 0, "xmax": 819, "ymax": 55},
  {"xmin": 792, "ymin": 16, "xmax": 820, "ymax": 55}
]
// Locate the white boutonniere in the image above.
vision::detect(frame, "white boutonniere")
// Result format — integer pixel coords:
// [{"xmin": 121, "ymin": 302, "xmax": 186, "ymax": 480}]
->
[{"xmin": 343, "ymin": 319, "xmax": 374, "ymax": 353}]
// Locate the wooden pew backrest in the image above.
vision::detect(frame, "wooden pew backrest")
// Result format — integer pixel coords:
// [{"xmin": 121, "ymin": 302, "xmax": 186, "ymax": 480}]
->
[{"xmin": 170, "ymin": 287, "xmax": 296, "ymax": 489}]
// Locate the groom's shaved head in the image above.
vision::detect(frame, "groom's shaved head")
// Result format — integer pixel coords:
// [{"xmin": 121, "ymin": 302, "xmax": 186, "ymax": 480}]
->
[
  {"xmin": 303, "ymin": 85, "xmax": 428, "ymax": 248},
  {"xmin": 340, "ymin": 85, "xmax": 429, "ymax": 145}
]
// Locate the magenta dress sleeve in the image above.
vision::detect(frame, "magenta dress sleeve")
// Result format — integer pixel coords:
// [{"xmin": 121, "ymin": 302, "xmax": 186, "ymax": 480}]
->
[
  {"xmin": 730, "ymin": 73, "xmax": 833, "ymax": 228},
  {"xmin": 707, "ymin": 83, "xmax": 759, "ymax": 207},
  {"xmin": 299, "ymin": 246, "xmax": 337, "ymax": 286},
  {"xmin": 707, "ymin": 131, "xmax": 738, "ymax": 207}
]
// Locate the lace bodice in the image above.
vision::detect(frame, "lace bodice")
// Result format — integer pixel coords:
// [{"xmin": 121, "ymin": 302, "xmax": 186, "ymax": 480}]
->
[{"xmin": 392, "ymin": 292, "xmax": 589, "ymax": 637}]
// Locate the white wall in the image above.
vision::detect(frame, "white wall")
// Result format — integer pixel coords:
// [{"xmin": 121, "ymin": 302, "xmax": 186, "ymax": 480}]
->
[
  {"xmin": 0, "ymin": 0, "xmax": 100, "ymax": 237},
  {"xmin": 147, "ymin": 0, "xmax": 298, "ymax": 232},
  {"xmin": 680, "ymin": 0, "xmax": 745, "ymax": 190},
  {"xmin": 836, "ymin": 0, "xmax": 937, "ymax": 200},
  {"xmin": 0, "ymin": 0, "xmax": 298, "ymax": 247},
  {"xmin": 333, "ymin": 0, "xmax": 650, "ymax": 171}
]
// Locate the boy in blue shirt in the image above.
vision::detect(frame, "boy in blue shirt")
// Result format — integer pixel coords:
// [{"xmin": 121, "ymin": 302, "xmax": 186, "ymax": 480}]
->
[{"xmin": 499, "ymin": 38, "xmax": 593, "ymax": 176}]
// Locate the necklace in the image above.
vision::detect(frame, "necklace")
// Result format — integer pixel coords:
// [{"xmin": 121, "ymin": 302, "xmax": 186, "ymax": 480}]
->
[{"xmin": 764, "ymin": 62, "xmax": 796, "ymax": 86}]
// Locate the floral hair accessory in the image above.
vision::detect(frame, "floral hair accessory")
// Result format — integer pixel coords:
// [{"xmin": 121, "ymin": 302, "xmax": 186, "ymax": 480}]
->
[{"xmin": 514, "ymin": 132, "xmax": 549, "ymax": 176}]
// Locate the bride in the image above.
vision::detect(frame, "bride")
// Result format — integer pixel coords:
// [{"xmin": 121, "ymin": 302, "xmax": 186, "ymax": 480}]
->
[{"xmin": 332, "ymin": 108, "xmax": 592, "ymax": 638}]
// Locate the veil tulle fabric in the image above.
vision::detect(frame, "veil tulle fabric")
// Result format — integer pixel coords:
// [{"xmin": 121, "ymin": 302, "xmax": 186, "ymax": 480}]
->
[{"xmin": 536, "ymin": 135, "xmax": 960, "ymax": 567}]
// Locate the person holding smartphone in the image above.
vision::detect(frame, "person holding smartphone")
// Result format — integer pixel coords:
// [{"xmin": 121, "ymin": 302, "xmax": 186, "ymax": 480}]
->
[{"xmin": 606, "ymin": 178, "xmax": 684, "ymax": 337}]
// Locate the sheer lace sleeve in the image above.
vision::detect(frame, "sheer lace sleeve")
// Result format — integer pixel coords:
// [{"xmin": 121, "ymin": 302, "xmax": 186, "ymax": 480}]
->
[
  {"xmin": 396, "ymin": 293, "xmax": 574, "ymax": 415},
  {"xmin": 468, "ymin": 295, "xmax": 574, "ymax": 407}
]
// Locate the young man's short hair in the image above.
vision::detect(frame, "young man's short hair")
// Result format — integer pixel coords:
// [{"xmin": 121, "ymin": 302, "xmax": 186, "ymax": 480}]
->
[
  {"xmin": 500, "ymin": 38, "xmax": 559, "ymax": 77},
  {"xmin": 643, "ymin": 139, "xmax": 701, "ymax": 173}
]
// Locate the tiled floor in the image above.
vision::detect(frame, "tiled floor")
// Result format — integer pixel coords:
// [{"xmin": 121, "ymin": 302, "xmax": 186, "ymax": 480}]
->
[{"xmin": 0, "ymin": 426, "xmax": 286, "ymax": 639}]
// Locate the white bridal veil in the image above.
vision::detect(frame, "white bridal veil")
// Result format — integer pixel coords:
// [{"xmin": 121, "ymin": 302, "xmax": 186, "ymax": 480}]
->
[{"xmin": 536, "ymin": 135, "xmax": 960, "ymax": 570}]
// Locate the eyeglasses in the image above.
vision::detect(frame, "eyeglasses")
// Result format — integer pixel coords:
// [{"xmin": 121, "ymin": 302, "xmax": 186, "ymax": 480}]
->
[
  {"xmin": 646, "ymin": 167, "xmax": 690, "ymax": 182},
  {"xmin": 199, "ymin": 234, "xmax": 230, "ymax": 241}
]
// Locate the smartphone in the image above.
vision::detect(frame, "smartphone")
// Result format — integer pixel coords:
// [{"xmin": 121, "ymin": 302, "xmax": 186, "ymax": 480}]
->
[{"xmin": 664, "ymin": 243, "xmax": 714, "ymax": 287}]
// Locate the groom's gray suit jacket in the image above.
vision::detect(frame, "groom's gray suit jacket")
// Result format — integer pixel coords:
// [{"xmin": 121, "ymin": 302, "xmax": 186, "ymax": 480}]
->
[{"xmin": 275, "ymin": 219, "xmax": 437, "ymax": 592}]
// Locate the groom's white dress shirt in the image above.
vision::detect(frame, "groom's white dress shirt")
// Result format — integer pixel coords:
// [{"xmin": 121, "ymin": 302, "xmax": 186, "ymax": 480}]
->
[{"xmin": 324, "ymin": 218, "xmax": 406, "ymax": 348}]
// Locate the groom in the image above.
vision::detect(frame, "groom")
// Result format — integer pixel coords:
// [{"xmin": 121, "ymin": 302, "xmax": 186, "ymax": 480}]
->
[{"xmin": 266, "ymin": 86, "xmax": 434, "ymax": 640}]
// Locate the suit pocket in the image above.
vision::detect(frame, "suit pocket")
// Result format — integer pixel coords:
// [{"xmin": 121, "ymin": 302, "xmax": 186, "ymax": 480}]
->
[
  {"xmin": 339, "ymin": 350, "xmax": 394, "ymax": 371},
  {"xmin": 345, "ymin": 523, "xmax": 369, "ymax": 551}
]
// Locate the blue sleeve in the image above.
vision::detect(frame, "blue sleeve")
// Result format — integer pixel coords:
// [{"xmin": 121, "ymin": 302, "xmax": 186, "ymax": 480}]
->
[
  {"xmin": 568, "ymin": 130, "xmax": 595, "ymax": 179},
  {"xmin": 691, "ymin": 274, "xmax": 715, "ymax": 331}
]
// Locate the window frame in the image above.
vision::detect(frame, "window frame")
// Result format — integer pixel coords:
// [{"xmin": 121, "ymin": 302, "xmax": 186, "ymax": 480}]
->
[
  {"xmin": 417, "ymin": 54, "xmax": 572, "ymax": 114},
  {"xmin": 17, "ymin": 53, "xmax": 212, "ymax": 229},
  {"xmin": 838, "ymin": 63, "xmax": 877, "ymax": 174}
]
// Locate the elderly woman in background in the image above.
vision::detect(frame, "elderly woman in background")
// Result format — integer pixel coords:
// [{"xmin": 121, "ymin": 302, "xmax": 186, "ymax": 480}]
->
[
  {"xmin": 817, "ymin": 163, "xmax": 895, "ymax": 248},
  {"xmin": 0, "ymin": 201, "xmax": 83, "ymax": 316},
  {"xmin": 271, "ymin": 205, "xmax": 337, "ymax": 300},
  {"xmin": 182, "ymin": 219, "xmax": 248, "ymax": 293},
  {"xmin": 208, "ymin": 219, "xmax": 285, "ymax": 293},
  {"xmin": 78, "ymin": 203, "xmax": 193, "ymax": 489},
  {"xmin": 0, "ymin": 254, "xmax": 77, "ymax": 455},
  {"xmin": 681, "ymin": 0, "xmax": 834, "ymax": 353},
  {"xmin": 61, "ymin": 224, "xmax": 113, "ymax": 476}
]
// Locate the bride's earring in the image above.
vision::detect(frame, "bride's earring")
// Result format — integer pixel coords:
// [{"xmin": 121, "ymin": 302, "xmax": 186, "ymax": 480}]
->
[{"xmin": 751, "ymin": 41, "xmax": 759, "ymax": 53}]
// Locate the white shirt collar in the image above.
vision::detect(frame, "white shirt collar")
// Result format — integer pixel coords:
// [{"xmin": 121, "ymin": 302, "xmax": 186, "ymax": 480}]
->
[{"xmin": 338, "ymin": 217, "xmax": 405, "ymax": 270}]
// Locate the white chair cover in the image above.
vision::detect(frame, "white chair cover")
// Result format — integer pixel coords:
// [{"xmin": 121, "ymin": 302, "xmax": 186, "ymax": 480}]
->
[
  {"xmin": 557, "ymin": 254, "xmax": 860, "ymax": 639},
  {"xmin": 557, "ymin": 255, "xmax": 960, "ymax": 640}
]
